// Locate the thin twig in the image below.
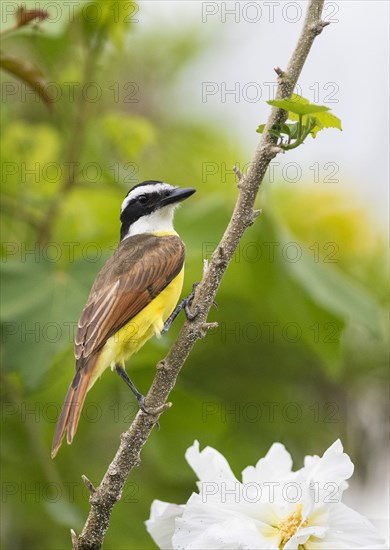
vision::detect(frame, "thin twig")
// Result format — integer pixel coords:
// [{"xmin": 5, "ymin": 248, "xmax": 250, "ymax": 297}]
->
[
  {"xmin": 233, "ymin": 165, "xmax": 244, "ymax": 185},
  {"xmin": 81, "ymin": 475, "xmax": 96, "ymax": 494},
  {"xmin": 73, "ymin": 2, "xmax": 329, "ymax": 547}
]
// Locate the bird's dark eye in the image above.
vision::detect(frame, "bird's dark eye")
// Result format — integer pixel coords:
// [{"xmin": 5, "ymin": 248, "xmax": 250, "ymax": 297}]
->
[{"xmin": 138, "ymin": 194, "xmax": 148, "ymax": 204}]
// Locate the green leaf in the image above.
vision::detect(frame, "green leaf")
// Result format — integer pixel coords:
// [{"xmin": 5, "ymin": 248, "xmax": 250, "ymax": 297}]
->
[
  {"xmin": 81, "ymin": 1, "xmax": 138, "ymax": 50},
  {"xmin": 280, "ymin": 123, "xmax": 291, "ymax": 137},
  {"xmin": 286, "ymin": 108, "xmax": 342, "ymax": 139},
  {"xmin": 277, "ymin": 229, "xmax": 381, "ymax": 335},
  {"xmin": 311, "ymin": 111, "xmax": 343, "ymax": 137},
  {"xmin": 268, "ymin": 94, "xmax": 330, "ymax": 116},
  {"xmin": 258, "ymin": 94, "xmax": 341, "ymax": 143},
  {"xmin": 256, "ymin": 123, "xmax": 293, "ymax": 137},
  {"xmin": 268, "ymin": 126, "xmax": 282, "ymax": 138},
  {"xmin": 285, "ymin": 123, "xmax": 300, "ymax": 139},
  {"xmin": 0, "ymin": 258, "xmax": 98, "ymax": 388},
  {"xmin": 224, "ymin": 213, "xmax": 345, "ymax": 377}
]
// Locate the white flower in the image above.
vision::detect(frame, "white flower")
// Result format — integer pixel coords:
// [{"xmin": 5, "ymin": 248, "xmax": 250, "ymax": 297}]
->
[{"xmin": 145, "ymin": 440, "xmax": 386, "ymax": 550}]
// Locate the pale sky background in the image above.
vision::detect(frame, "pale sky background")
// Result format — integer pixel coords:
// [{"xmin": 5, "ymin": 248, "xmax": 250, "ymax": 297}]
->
[
  {"xmin": 138, "ymin": 0, "xmax": 389, "ymax": 224},
  {"xmin": 2, "ymin": 1, "xmax": 388, "ymax": 221}
]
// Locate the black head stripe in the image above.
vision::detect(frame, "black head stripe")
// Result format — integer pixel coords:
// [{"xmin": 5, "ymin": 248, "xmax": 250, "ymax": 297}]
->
[
  {"xmin": 120, "ymin": 189, "xmax": 168, "ymax": 240},
  {"xmin": 119, "ymin": 181, "xmax": 179, "ymax": 241},
  {"xmin": 125, "ymin": 180, "xmax": 164, "ymax": 195}
]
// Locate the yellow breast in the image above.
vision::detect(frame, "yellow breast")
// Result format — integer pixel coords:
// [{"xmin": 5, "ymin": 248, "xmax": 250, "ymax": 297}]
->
[
  {"xmin": 112, "ymin": 266, "xmax": 184, "ymax": 357},
  {"xmin": 88, "ymin": 267, "xmax": 184, "ymax": 389}
]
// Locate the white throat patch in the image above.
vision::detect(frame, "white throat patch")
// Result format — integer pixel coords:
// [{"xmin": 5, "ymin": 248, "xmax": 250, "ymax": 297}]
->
[{"xmin": 123, "ymin": 204, "xmax": 178, "ymax": 239}]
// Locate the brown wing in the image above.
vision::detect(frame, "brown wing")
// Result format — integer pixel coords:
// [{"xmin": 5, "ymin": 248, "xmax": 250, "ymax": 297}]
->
[{"xmin": 74, "ymin": 234, "xmax": 185, "ymax": 363}]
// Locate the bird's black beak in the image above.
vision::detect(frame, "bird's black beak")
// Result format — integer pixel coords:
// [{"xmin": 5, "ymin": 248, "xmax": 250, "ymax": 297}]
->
[{"xmin": 160, "ymin": 187, "xmax": 196, "ymax": 207}]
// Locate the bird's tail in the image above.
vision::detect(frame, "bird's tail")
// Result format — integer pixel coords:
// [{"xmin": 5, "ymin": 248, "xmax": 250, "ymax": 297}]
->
[{"xmin": 51, "ymin": 361, "xmax": 94, "ymax": 458}]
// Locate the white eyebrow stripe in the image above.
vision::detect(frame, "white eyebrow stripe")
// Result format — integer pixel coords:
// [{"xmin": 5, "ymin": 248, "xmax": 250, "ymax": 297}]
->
[{"xmin": 120, "ymin": 183, "xmax": 175, "ymax": 212}]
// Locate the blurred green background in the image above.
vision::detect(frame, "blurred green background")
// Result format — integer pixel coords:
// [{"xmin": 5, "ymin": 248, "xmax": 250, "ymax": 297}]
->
[{"xmin": 1, "ymin": 1, "xmax": 388, "ymax": 549}]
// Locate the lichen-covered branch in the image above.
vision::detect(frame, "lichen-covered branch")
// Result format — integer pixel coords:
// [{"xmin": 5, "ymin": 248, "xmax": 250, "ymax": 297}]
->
[{"xmin": 73, "ymin": 2, "xmax": 329, "ymax": 547}]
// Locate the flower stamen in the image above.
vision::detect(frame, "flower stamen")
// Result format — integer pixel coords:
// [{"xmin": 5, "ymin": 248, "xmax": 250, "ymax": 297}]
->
[{"xmin": 278, "ymin": 503, "xmax": 308, "ymax": 549}]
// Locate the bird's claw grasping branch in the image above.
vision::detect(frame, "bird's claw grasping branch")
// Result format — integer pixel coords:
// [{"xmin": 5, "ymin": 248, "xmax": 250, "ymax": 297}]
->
[{"xmin": 162, "ymin": 282, "xmax": 217, "ymax": 334}]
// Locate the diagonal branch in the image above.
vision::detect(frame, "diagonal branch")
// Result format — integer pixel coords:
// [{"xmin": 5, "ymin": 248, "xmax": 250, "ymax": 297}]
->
[{"xmin": 73, "ymin": 1, "xmax": 329, "ymax": 547}]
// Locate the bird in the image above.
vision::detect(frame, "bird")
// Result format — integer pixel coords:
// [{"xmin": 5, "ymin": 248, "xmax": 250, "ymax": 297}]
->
[{"xmin": 51, "ymin": 180, "xmax": 196, "ymax": 458}]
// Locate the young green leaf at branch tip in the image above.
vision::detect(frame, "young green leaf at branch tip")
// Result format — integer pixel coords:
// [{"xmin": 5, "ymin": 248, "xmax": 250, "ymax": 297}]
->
[
  {"xmin": 256, "ymin": 94, "xmax": 342, "ymax": 149},
  {"xmin": 268, "ymin": 96, "xmax": 329, "ymax": 116}
]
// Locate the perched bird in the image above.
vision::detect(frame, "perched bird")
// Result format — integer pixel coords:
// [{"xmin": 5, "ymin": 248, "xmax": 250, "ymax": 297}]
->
[{"xmin": 51, "ymin": 181, "xmax": 196, "ymax": 458}]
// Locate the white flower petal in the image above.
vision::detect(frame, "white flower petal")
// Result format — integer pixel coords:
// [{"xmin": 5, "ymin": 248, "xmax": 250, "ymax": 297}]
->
[
  {"xmin": 242, "ymin": 443, "xmax": 293, "ymax": 485},
  {"xmin": 265, "ymin": 443, "xmax": 294, "ymax": 471},
  {"xmin": 299, "ymin": 440, "xmax": 354, "ymax": 502},
  {"xmin": 285, "ymin": 525, "xmax": 328, "ymax": 549},
  {"xmin": 302, "ymin": 503, "xmax": 386, "ymax": 549},
  {"xmin": 173, "ymin": 503, "xmax": 275, "ymax": 550},
  {"xmin": 145, "ymin": 499, "xmax": 184, "ymax": 550},
  {"xmin": 306, "ymin": 440, "xmax": 353, "ymax": 482},
  {"xmin": 325, "ymin": 502, "xmax": 385, "ymax": 547},
  {"xmin": 185, "ymin": 440, "xmax": 238, "ymax": 483},
  {"xmin": 181, "ymin": 492, "xmax": 239, "ymax": 522},
  {"xmin": 146, "ymin": 441, "xmax": 385, "ymax": 550}
]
